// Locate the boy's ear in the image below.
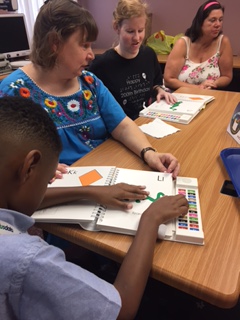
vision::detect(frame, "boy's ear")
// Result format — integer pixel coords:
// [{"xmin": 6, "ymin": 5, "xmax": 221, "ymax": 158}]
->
[{"xmin": 19, "ymin": 150, "xmax": 42, "ymax": 184}]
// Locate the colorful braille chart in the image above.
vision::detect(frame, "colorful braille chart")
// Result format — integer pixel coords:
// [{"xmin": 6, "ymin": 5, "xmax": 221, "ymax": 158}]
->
[
  {"xmin": 176, "ymin": 177, "xmax": 204, "ymax": 244},
  {"xmin": 140, "ymin": 110, "xmax": 191, "ymax": 124},
  {"xmin": 162, "ymin": 177, "xmax": 204, "ymax": 245}
]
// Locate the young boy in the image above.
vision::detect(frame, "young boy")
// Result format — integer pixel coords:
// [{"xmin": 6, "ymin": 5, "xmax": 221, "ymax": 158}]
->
[{"xmin": 0, "ymin": 96, "xmax": 188, "ymax": 320}]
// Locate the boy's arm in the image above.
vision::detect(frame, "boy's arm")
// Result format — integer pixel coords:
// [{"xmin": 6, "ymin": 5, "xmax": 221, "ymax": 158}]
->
[
  {"xmin": 114, "ymin": 194, "xmax": 188, "ymax": 320},
  {"xmin": 40, "ymin": 184, "xmax": 149, "ymax": 211}
]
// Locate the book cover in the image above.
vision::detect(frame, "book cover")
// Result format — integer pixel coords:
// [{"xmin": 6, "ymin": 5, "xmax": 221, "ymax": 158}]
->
[{"xmin": 227, "ymin": 102, "xmax": 240, "ymax": 144}]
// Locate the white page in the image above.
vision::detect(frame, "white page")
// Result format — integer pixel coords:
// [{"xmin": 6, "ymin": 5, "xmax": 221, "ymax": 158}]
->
[
  {"xmin": 172, "ymin": 93, "xmax": 214, "ymax": 104},
  {"xmin": 48, "ymin": 166, "xmax": 115, "ymax": 187},
  {"xmin": 147, "ymin": 100, "xmax": 204, "ymax": 115},
  {"xmin": 97, "ymin": 170, "xmax": 174, "ymax": 231},
  {"xmin": 32, "ymin": 200, "xmax": 98, "ymax": 224}
]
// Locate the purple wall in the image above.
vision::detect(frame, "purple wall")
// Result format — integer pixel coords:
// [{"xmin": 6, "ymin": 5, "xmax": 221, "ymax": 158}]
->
[{"xmin": 80, "ymin": 0, "xmax": 240, "ymax": 55}]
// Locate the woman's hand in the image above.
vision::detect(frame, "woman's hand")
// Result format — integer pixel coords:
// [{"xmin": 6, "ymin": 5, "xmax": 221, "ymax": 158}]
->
[
  {"xmin": 111, "ymin": 117, "xmax": 180, "ymax": 178},
  {"xmin": 143, "ymin": 151, "xmax": 180, "ymax": 178},
  {"xmin": 198, "ymin": 80, "xmax": 217, "ymax": 90},
  {"xmin": 50, "ymin": 163, "xmax": 69, "ymax": 183},
  {"xmin": 156, "ymin": 87, "xmax": 177, "ymax": 104}
]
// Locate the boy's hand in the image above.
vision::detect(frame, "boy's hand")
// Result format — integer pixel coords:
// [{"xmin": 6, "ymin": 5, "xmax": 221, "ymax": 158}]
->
[
  {"xmin": 143, "ymin": 194, "xmax": 189, "ymax": 226},
  {"xmin": 92, "ymin": 183, "xmax": 149, "ymax": 210}
]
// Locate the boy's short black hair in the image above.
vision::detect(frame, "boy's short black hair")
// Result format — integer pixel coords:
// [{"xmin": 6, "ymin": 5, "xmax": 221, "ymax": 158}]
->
[{"xmin": 0, "ymin": 96, "xmax": 62, "ymax": 155}]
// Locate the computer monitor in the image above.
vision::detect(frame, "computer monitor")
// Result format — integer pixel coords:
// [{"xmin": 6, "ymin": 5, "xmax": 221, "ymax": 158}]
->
[{"xmin": 0, "ymin": 13, "xmax": 31, "ymax": 60}]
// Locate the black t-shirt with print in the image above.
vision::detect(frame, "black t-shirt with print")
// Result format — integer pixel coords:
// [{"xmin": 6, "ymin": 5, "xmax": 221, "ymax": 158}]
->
[{"xmin": 89, "ymin": 45, "xmax": 163, "ymax": 120}]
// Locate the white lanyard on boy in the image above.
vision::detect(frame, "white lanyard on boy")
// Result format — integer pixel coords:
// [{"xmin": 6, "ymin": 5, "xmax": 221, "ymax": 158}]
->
[{"xmin": 0, "ymin": 220, "xmax": 22, "ymax": 235}]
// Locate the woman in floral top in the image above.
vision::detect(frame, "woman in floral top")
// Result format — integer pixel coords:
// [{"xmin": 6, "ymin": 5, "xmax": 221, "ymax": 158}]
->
[
  {"xmin": 0, "ymin": 0, "xmax": 180, "ymax": 210},
  {"xmin": 164, "ymin": 1, "xmax": 232, "ymax": 90}
]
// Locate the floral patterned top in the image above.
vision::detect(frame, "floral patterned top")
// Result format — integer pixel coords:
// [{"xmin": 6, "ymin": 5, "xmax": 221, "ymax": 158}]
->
[
  {"xmin": 178, "ymin": 35, "xmax": 223, "ymax": 85},
  {"xmin": 0, "ymin": 69, "xmax": 126, "ymax": 165}
]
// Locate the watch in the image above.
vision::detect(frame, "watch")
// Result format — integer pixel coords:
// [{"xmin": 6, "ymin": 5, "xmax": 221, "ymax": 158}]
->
[
  {"xmin": 140, "ymin": 147, "xmax": 156, "ymax": 163},
  {"xmin": 153, "ymin": 85, "xmax": 165, "ymax": 94}
]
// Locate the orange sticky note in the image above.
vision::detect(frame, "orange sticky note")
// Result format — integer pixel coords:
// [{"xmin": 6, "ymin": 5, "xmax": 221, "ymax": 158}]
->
[
  {"xmin": 189, "ymin": 97, "xmax": 203, "ymax": 100},
  {"xmin": 79, "ymin": 169, "xmax": 103, "ymax": 186}
]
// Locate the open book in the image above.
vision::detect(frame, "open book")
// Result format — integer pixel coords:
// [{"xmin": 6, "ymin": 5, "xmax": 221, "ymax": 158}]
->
[
  {"xmin": 139, "ymin": 93, "xmax": 215, "ymax": 124},
  {"xmin": 33, "ymin": 166, "xmax": 204, "ymax": 245}
]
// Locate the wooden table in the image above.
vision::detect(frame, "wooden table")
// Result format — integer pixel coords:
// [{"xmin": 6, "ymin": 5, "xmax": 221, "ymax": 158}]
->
[
  {"xmin": 38, "ymin": 87, "xmax": 240, "ymax": 308},
  {"xmin": 233, "ymin": 55, "xmax": 240, "ymax": 69}
]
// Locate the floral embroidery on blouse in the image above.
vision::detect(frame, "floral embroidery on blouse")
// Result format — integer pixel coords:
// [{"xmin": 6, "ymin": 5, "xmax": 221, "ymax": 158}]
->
[
  {"xmin": 45, "ymin": 98, "xmax": 57, "ymax": 108},
  {"xmin": 19, "ymin": 87, "xmax": 30, "ymax": 98},
  {"xmin": 84, "ymin": 75, "xmax": 94, "ymax": 84},
  {"xmin": 67, "ymin": 99, "xmax": 80, "ymax": 112},
  {"xmin": 79, "ymin": 125, "xmax": 91, "ymax": 140},
  {"xmin": 6, "ymin": 72, "xmax": 101, "ymax": 148}
]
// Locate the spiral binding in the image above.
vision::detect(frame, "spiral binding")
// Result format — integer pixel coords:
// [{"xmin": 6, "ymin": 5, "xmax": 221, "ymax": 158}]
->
[
  {"xmin": 91, "ymin": 167, "xmax": 118, "ymax": 224},
  {"xmin": 112, "ymin": 168, "xmax": 120, "ymax": 184},
  {"xmin": 91, "ymin": 204, "xmax": 106, "ymax": 222},
  {"xmin": 105, "ymin": 167, "xmax": 117, "ymax": 185}
]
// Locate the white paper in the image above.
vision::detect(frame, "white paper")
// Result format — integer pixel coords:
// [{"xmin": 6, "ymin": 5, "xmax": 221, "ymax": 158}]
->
[{"xmin": 139, "ymin": 118, "xmax": 180, "ymax": 138}]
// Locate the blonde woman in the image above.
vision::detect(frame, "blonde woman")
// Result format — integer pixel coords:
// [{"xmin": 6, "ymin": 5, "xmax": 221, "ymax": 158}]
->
[{"xmin": 89, "ymin": 0, "xmax": 176, "ymax": 120}]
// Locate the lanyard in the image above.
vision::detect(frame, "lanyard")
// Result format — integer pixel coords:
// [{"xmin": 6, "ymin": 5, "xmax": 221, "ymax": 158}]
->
[{"xmin": 0, "ymin": 220, "xmax": 22, "ymax": 235}]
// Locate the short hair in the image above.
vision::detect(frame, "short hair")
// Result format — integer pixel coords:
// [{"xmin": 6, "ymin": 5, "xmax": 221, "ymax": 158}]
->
[
  {"xmin": 113, "ymin": 0, "xmax": 149, "ymax": 27},
  {"xmin": 30, "ymin": 0, "xmax": 98, "ymax": 69},
  {"xmin": 0, "ymin": 96, "xmax": 62, "ymax": 156},
  {"xmin": 185, "ymin": 1, "xmax": 224, "ymax": 42}
]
